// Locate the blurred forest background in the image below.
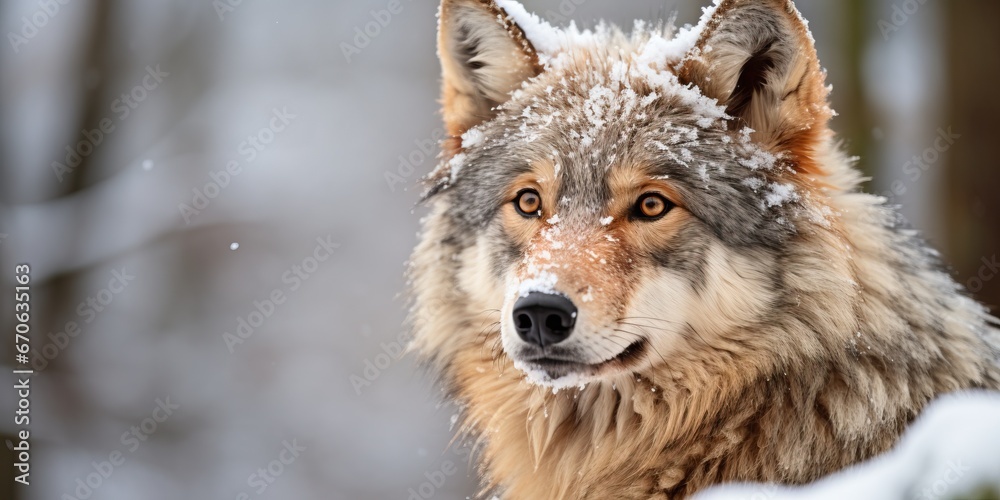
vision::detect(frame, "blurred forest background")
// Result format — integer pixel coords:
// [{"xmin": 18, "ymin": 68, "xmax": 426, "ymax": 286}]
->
[{"xmin": 0, "ymin": 0, "xmax": 997, "ymax": 499}]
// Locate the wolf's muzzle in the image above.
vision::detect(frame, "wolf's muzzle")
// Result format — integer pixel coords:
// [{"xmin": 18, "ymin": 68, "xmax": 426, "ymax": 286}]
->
[{"xmin": 513, "ymin": 292, "xmax": 577, "ymax": 347}]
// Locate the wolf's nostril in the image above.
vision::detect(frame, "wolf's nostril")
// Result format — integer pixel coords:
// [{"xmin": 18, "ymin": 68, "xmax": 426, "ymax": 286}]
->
[
  {"xmin": 516, "ymin": 314, "xmax": 533, "ymax": 331},
  {"xmin": 545, "ymin": 314, "xmax": 566, "ymax": 331}
]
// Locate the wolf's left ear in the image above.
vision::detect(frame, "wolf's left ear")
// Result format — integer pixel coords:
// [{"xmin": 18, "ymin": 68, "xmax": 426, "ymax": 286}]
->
[
  {"xmin": 678, "ymin": 0, "xmax": 831, "ymax": 155},
  {"xmin": 438, "ymin": 0, "xmax": 542, "ymax": 140}
]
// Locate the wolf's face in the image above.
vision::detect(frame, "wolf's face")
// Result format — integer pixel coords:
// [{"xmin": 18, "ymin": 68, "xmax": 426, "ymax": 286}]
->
[{"xmin": 418, "ymin": 0, "xmax": 836, "ymax": 389}]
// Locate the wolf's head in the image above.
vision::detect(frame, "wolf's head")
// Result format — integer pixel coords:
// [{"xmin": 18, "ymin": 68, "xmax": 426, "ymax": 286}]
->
[{"xmin": 413, "ymin": 0, "xmax": 847, "ymax": 390}]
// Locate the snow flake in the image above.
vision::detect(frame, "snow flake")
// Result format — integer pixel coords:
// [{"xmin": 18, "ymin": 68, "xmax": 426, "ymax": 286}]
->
[
  {"xmin": 461, "ymin": 128, "xmax": 485, "ymax": 148},
  {"xmin": 764, "ymin": 183, "xmax": 799, "ymax": 208},
  {"xmin": 514, "ymin": 271, "xmax": 558, "ymax": 298}
]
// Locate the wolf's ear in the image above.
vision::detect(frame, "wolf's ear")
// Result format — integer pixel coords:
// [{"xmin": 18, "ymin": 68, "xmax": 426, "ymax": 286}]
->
[
  {"xmin": 677, "ymin": 0, "xmax": 831, "ymax": 155},
  {"xmin": 438, "ymin": 0, "xmax": 542, "ymax": 139}
]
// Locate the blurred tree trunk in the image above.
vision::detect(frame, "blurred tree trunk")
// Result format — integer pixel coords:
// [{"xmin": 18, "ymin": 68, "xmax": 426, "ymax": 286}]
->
[
  {"xmin": 944, "ymin": 1, "xmax": 1000, "ymax": 314},
  {"xmin": 843, "ymin": 0, "xmax": 874, "ymax": 179},
  {"xmin": 0, "ymin": 2, "xmax": 114, "ymax": 500}
]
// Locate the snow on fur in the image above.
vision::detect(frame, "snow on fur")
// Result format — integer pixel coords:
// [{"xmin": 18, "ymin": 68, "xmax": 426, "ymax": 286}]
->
[{"xmin": 432, "ymin": 0, "xmax": 797, "ymax": 215}]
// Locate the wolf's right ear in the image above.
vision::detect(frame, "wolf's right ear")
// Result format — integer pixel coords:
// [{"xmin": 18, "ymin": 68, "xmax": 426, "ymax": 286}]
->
[{"xmin": 438, "ymin": 0, "xmax": 542, "ymax": 140}]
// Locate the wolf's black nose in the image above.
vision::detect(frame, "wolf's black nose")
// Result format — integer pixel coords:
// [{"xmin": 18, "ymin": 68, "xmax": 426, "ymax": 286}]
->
[{"xmin": 513, "ymin": 292, "xmax": 577, "ymax": 346}]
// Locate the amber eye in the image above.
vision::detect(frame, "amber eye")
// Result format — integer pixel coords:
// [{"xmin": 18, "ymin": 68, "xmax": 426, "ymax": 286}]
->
[
  {"xmin": 514, "ymin": 189, "xmax": 542, "ymax": 218},
  {"xmin": 633, "ymin": 193, "xmax": 672, "ymax": 220}
]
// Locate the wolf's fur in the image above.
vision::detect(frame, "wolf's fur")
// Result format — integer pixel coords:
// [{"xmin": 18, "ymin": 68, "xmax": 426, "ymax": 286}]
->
[{"xmin": 408, "ymin": 0, "xmax": 1000, "ymax": 498}]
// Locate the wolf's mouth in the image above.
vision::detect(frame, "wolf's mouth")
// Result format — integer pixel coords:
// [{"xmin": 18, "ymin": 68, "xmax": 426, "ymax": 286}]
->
[{"xmin": 523, "ymin": 338, "xmax": 647, "ymax": 379}]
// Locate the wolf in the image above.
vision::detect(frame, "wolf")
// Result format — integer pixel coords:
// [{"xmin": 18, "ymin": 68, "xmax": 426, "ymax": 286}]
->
[{"xmin": 407, "ymin": 0, "xmax": 1000, "ymax": 498}]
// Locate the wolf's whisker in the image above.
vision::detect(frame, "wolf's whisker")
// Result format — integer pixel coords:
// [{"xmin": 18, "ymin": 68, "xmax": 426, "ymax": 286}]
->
[
  {"xmin": 477, "ymin": 323, "xmax": 502, "ymax": 360},
  {"xmin": 477, "ymin": 315, "xmax": 501, "ymax": 333},
  {"xmin": 602, "ymin": 335, "xmax": 630, "ymax": 352},
  {"xmin": 609, "ymin": 330, "xmax": 643, "ymax": 343},
  {"xmin": 618, "ymin": 316, "xmax": 683, "ymax": 325},
  {"xmin": 615, "ymin": 328, "xmax": 668, "ymax": 366},
  {"xmin": 478, "ymin": 324, "xmax": 500, "ymax": 346},
  {"xmin": 588, "ymin": 342, "xmax": 617, "ymax": 361},
  {"xmin": 684, "ymin": 321, "xmax": 715, "ymax": 348},
  {"xmin": 618, "ymin": 321, "xmax": 671, "ymax": 332},
  {"xmin": 477, "ymin": 321, "xmax": 501, "ymax": 339}
]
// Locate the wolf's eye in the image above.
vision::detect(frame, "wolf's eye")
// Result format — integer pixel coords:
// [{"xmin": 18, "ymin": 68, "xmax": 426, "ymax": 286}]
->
[
  {"xmin": 514, "ymin": 189, "xmax": 542, "ymax": 218},
  {"xmin": 633, "ymin": 193, "xmax": 672, "ymax": 220}
]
